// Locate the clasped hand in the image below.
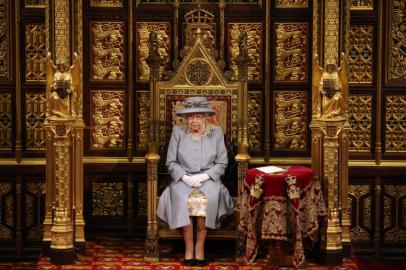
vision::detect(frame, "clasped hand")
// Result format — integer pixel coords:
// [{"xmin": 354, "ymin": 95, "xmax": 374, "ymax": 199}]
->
[{"xmin": 182, "ymin": 173, "xmax": 210, "ymax": 188}]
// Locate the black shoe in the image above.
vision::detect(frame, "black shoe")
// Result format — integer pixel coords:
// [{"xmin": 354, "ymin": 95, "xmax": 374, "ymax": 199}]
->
[
  {"xmin": 184, "ymin": 259, "xmax": 194, "ymax": 266},
  {"xmin": 194, "ymin": 259, "xmax": 206, "ymax": 267}
]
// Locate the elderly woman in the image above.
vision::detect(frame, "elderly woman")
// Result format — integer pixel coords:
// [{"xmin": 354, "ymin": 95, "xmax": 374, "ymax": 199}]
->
[{"xmin": 157, "ymin": 96, "xmax": 234, "ymax": 266}]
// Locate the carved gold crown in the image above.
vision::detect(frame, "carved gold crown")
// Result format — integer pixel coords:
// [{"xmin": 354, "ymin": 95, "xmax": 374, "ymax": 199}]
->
[{"xmin": 184, "ymin": 6, "xmax": 214, "ymax": 29}]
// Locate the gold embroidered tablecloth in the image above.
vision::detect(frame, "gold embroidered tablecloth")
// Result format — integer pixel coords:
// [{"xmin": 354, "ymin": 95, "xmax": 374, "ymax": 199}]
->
[{"xmin": 238, "ymin": 166, "xmax": 327, "ymax": 267}]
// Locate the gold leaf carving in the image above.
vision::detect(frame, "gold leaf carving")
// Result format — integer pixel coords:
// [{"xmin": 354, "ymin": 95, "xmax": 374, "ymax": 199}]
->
[
  {"xmin": 275, "ymin": 23, "xmax": 308, "ymax": 81},
  {"xmin": 90, "ymin": 0, "xmax": 123, "ymax": 8},
  {"xmin": 136, "ymin": 91, "xmax": 150, "ymax": 151},
  {"xmin": 248, "ymin": 92, "xmax": 261, "ymax": 151},
  {"xmin": 91, "ymin": 22, "xmax": 125, "ymax": 81},
  {"xmin": 274, "ymin": 91, "xmax": 307, "ymax": 150},
  {"xmin": 25, "ymin": 92, "xmax": 46, "ymax": 150},
  {"xmin": 25, "ymin": 23, "xmax": 46, "ymax": 81},
  {"xmin": 136, "ymin": 22, "xmax": 170, "ymax": 81},
  {"xmin": 275, "ymin": 0, "xmax": 308, "ymax": 8},
  {"xmin": 348, "ymin": 94, "xmax": 372, "ymax": 151},
  {"xmin": 0, "ymin": 93, "xmax": 12, "ymax": 150},
  {"xmin": 0, "ymin": 2, "xmax": 9, "ymax": 78},
  {"xmin": 349, "ymin": 25, "xmax": 373, "ymax": 83},
  {"xmin": 91, "ymin": 182, "xmax": 124, "ymax": 216},
  {"xmin": 389, "ymin": 0, "xmax": 406, "ymax": 80},
  {"xmin": 91, "ymin": 91, "xmax": 125, "ymax": 149},
  {"xmin": 24, "ymin": 0, "xmax": 45, "ymax": 8},
  {"xmin": 229, "ymin": 23, "xmax": 262, "ymax": 81},
  {"xmin": 350, "ymin": 0, "xmax": 373, "ymax": 10},
  {"xmin": 385, "ymin": 95, "xmax": 406, "ymax": 152}
]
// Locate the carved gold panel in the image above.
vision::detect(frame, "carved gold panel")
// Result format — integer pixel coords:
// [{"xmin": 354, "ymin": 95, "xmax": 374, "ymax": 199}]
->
[
  {"xmin": 274, "ymin": 23, "xmax": 308, "ymax": 82},
  {"xmin": 0, "ymin": 1, "xmax": 9, "ymax": 79},
  {"xmin": 90, "ymin": 0, "xmax": 123, "ymax": 7},
  {"xmin": 275, "ymin": 0, "xmax": 308, "ymax": 8},
  {"xmin": 385, "ymin": 95, "xmax": 406, "ymax": 152},
  {"xmin": 25, "ymin": 92, "xmax": 46, "ymax": 150},
  {"xmin": 349, "ymin": 25, "xmax": 373, "ymax": 83},
  {"xmin": 273, "ymin": 91, "xmax": 307, "ymax": 150},
  {"xmin": 137, "ymin": 182, "xmax": 147, "ymax": 216},
  {"xmin": 248, "ymin": 91, "xmax": 261, "ymax": 151},
  {"xmin": 389, "ymin": 0, "xmax": 406, "ymax": 81},
  {"xmin": 348, "ymin": 94, "xmax": 372, "ymax": 152},
  {"xmin": 0, "ymin": 182, "xmax": 13, "ymax": 239},
  {"xmin": 349, "ymin": 184, "xmax": 372, "ymax": 241},
  {"xmin": 24, "ymin": 0, "xmax": 45, "ymax": 8},
  {"xmin": 383, "ymin": 185, "xmax": 406, "ymax": 241},
  {"xmin": 136, "ymin": 22, "xmax": 170, "ymax": 81},
  {"xmin": 91, "ymin": 22, "xmax": 125, "ymax": 81},
  {"xmin": 91, "ymin": 182, "xmax": 124, "ymax": 216},
  {"xmin": 90, "ymin": 90, "xmax": 125, "ymax": 149},
  {"xmin": 228, "ymin": 23, "xmax": 262, "ymax": 81},
  {"xmin": 0, "ymin": 93, "xmax": 12, "ymax": 150},
  {"xmin": 25, "ymin": 23, "xmax": 46, "ymax": 82},
  {"xmin": 24, "ymin": 182, "xmax": 46, "ymax": 240},
  {"xmin": 136, "ymin": 91, "xmax": 150, "ymax": 151},
  {"xmin": 350, "ymin": 0, "xmax": 373, "ymax": 10},
  {"xmin": 183, "ymin": 22, "xmax": 216, "ymax": 51}
]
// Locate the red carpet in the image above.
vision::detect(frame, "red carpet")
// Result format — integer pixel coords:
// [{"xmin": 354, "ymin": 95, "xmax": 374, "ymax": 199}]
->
[
  {"xmin": 0, "ymin": 237, "xmax": 359, "ymax": 269},
  {"xmin": 356, "ymin": 257, "xmax": 406, "ymax": 270}
]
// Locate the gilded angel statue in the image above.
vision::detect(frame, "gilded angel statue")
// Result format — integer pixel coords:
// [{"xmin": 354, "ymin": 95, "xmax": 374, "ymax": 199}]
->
[
  {"xmin": 46, "ymin": 52, "xmax": 80, "ymax": 118},
  {"xmin": 312, "ymin": 52, "xmax": 348, "ymax": 119}
]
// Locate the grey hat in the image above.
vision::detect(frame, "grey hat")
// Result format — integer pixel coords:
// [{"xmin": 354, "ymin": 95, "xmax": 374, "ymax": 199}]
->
[{"xmin": 175, "ymin": 96, "xmax": 216, "ymax": 116}]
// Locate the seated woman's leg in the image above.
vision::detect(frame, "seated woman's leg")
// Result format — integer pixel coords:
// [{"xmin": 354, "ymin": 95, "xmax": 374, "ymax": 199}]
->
[
  {"xmin": 182, "ymin": 217, "xmax": 194, "ymax": 260},
  {"xmin": 195, "ymin": 216, "xmax": 207, "ymax": 260}
]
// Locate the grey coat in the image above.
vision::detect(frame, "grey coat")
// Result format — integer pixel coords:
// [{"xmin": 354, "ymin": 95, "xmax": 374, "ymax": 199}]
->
[{"xmin": 156, "ymin": 125, "xmax": 234, "ymax": 229}]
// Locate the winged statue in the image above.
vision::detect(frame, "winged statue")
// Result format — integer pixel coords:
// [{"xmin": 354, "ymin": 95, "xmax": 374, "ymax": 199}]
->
[
  {"xmin": 312, "ymin": 52, "xmax": 348, "ymax": 119},
  {"xmin": 46, "ymin": 52, "xmax": 81, "ymax": 118}
]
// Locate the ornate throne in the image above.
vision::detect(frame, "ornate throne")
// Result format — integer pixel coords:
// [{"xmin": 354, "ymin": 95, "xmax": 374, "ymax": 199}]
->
[{"xmin": 144, "ymin": 7, "xmax": 250, "ymax": 261}]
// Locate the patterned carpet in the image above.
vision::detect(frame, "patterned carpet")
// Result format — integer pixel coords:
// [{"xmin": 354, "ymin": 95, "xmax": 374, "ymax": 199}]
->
[{"xmin": 0, "ymin": 237, "xmax": 359, "ymax": 270}]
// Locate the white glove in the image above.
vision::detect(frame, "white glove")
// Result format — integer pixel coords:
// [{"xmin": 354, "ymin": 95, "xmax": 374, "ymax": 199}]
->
[
  {"xmin": 182, "ymin": 175, "xmax": 201, "ymax": 188},
  {"xmin": 191, "ymin": 173, "xmax": 210, "ymax": 184}
]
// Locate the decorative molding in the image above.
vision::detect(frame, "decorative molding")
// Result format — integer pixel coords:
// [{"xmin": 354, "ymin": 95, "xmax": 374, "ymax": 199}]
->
[
  {"xmin": 24, "ymin": 182, "xmax": 46, "ymax": 240},
  {"xmin": 349, "ymin": 184, "xmax": 372, "ymax": 241},
  {"xmin": 383, "ymin": 185, "xmax": 406, "ymax": 241}
]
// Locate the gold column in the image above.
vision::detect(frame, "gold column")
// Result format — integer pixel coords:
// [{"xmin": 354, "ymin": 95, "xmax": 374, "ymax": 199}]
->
[
  {"xmin": 43, "ymin": 0, "xmax": 85, "ymax": 264},
  {"xmin": 127, "ymin": 0, "xmax": 134, "ymax": 161},
  {"xmin": 49, "ymin": 118, "xmax": 75, "ymax": 264},
  {"xmin": 14, "ymin": 0, "xmax": 22, "ymax": 163},
  {"xmin": 264, "ymin": 0, "xmax": 270, "ymax": 162},
  {"xmin": 73, "ymin": 0, "xmax": 85, "ymax": 252},
  {"xmin": 234, "ymin": 27, "xmax": 251, "ymax": 261},
  {"xmin": 144, "ymin": 32, "xmax": 161, "ymax": 261},
  {"xmin": 311, "ymin": 0, "xmax": 351, "ymax": 265}
]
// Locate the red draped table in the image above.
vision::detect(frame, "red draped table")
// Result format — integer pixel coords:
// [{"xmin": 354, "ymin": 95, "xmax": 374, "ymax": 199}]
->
[{"xmin": 238, "ymin": 166, "xmax": 327, "ymax": 267}]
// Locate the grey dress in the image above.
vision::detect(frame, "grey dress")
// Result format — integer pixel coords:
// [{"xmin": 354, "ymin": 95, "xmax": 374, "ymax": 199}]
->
[{"xmin": 156, "ymin": 124, "xmax": 234, "ymax": 229}]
